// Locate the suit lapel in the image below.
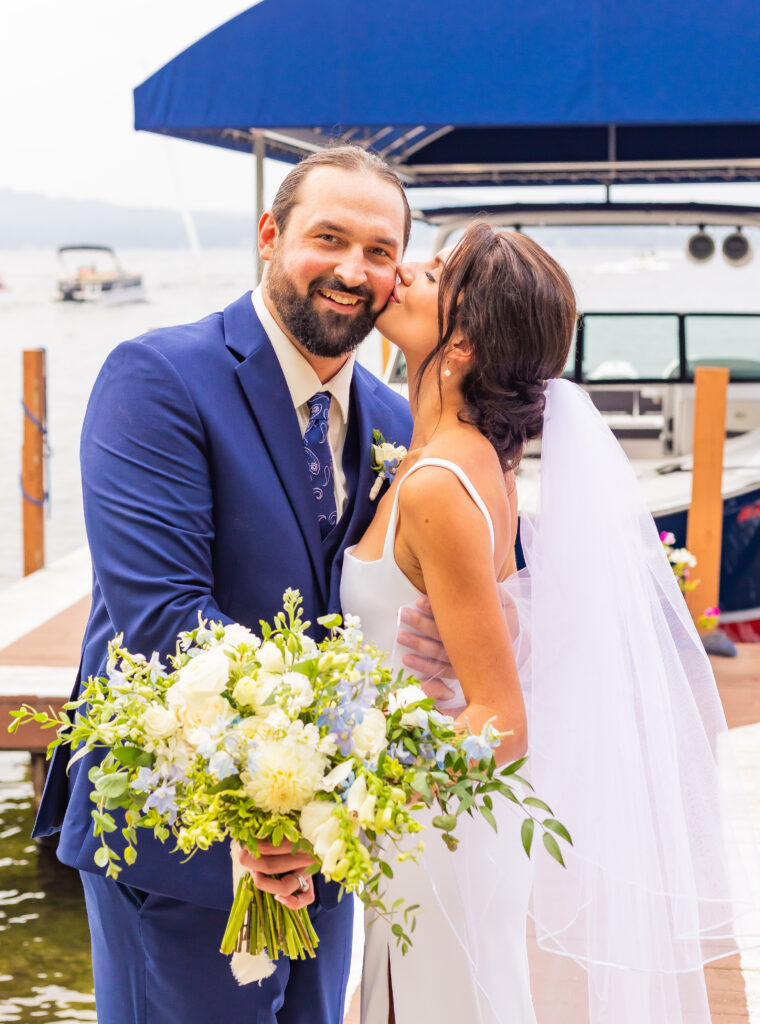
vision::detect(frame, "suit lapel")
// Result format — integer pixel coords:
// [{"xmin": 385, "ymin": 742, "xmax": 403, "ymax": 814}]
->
[{"xmin": 223, "ymin": 294, "xmax": 327, "ymax": 602}]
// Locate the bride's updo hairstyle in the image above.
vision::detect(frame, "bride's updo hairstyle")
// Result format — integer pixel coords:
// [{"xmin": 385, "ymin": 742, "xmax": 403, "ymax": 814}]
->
[{"xmin": 419, "ymin": 221, "xmax": 577, "ymax": 469}]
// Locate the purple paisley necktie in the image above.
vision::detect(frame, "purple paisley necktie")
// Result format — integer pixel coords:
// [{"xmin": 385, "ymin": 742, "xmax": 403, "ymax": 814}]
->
[{"xmin": 303, "ymin": 391, "xmax": 338, "ymax": 539}]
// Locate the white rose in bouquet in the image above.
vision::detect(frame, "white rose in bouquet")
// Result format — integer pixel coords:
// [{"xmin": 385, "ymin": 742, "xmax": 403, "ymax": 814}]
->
[
  {"xmin": 388, "ymin": 684, "xmax": 429, "ymax": 729},
  {"xmin": 257, "ymin": 641, "xmax": 286, "ymax": 673},
  {"xmin": 232, "ymin": 671, "xmax": 280, "ymax": 711},
  {"xmin": 140, "ymin": 705, "xmax": 179, "ymax": 741},
  {"xmin": 182, "ymin": 695, "xmax": 236, "ymax": 744},
  {"xmin": 281, "ymin": 672, "xmax": 314, "ymax": 712},
  {"xmin": 351, "ymin": 707, "xmax": 388, "ymax": 759},
  {"xmin": 166, "ymin": 648, "xmax": 230, "ymax": 710},
  {"xmin": 223, "ymin": 623, "xmax": 260, "ymax": 650}
]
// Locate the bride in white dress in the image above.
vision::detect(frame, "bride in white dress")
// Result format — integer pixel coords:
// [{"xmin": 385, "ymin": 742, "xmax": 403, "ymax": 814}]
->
[
  {"xmin": 341, "ymin": 224, "xmax": 569, "ymax": 1024},
  {"xmin": 340, "ymin": 222, "xmax": 759, "ymax": 1024}
]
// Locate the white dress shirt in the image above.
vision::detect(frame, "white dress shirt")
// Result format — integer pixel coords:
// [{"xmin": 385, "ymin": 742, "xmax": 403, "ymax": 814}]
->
[{"xmin": 252, "ymin": 286, "xmax": 354, "ymax": 518}]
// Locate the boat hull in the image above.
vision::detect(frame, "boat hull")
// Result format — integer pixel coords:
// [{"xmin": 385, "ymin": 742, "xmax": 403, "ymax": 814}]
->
[{"xmin": 515, "ymin": 483, "xmax": 760, "ymax": 641}]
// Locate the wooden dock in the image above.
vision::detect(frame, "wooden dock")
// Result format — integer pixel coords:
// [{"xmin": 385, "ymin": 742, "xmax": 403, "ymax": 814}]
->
[{"xmin": 1, "ymin": 549, "xmax": 758, "ymax": 1023}]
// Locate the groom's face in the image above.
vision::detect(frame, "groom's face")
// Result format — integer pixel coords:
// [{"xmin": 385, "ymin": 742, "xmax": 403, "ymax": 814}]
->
[{"xmin": 262, "ymin": 166, "xmax": 405, "ymax": 358}]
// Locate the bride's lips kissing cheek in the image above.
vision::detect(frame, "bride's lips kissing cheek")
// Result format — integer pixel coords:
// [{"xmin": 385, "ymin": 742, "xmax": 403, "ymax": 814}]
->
[{"xmin": 377, "ymin": 249, "xmax": 452, "ymax": 355}]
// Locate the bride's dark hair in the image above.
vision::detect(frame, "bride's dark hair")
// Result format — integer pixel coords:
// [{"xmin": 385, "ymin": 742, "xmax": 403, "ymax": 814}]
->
[{"xmin": 417, "ymin": 221, "xmax": 577, "ymax": 469}]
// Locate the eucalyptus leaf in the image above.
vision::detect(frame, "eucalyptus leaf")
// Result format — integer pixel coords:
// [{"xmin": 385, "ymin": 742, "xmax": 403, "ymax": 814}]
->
[
  {"xmin": 93, "ymin": 846, "xmax": 110, "ymax": 868},
  {"xmin": 542, "ymin": 831, "xmax": 565, "ymax": 867},
  {"xmin": 521, "ymin": 817, "xmax": 534, "ymax": 856},
  {"xmin": 95, "ymin": 773, "xmax": 129, "ymax": 799},
  {"xmin": 544, "ymin": 818, "xmax": 572, "ymax": 844},
  {"xmin": 523, "ymin": 797, "xmax": 553, "ymax": 814}
]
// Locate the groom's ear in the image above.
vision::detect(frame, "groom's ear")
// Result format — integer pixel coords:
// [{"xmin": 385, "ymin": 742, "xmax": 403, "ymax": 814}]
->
[{"xmin": 258, "ymin": 212, "xmax": 279, "ymax": 263}]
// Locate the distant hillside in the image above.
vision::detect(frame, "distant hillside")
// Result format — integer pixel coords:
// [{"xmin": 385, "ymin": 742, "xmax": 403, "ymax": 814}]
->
[{"xmin": 0, "ymin": 189, "xmax": 253, "ymax": 248}]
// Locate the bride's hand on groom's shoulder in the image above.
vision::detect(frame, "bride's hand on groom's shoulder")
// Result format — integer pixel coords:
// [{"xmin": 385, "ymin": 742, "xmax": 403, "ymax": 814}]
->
[
  {"xmin": 239, "ymin": 840, "xmax": 317, "ymax": 910},
  {"xmin": 398, "ymin": 596, "xmax": 456, "ymax": 700}
]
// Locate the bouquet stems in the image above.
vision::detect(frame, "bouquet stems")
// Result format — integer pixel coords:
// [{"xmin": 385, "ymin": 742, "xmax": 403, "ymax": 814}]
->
[{"xmin": 219, "ymin": 875, "xmax": 319, "ymax": 961}]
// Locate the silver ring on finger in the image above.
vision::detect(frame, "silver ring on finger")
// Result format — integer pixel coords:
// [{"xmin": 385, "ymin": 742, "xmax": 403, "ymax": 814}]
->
[{"xmin": 294, "ymin": 873, "xmax": 309, "ymax": 895}]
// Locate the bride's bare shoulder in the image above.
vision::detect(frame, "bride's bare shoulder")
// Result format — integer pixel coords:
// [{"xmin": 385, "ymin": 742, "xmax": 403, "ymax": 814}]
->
[{"xmin": 398, "ymin": 431, "xmax": 505, "ymax": 519}]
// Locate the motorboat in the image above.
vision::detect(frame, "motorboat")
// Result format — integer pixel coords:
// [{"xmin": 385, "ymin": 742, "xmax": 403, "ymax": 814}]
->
[
  {"xmin": 56, "ymin": 245, "xmax": 144, "ymax": 304},
  {"xmin": 386, "ymin": 201, "xmax": 760, "ymax": 640}
]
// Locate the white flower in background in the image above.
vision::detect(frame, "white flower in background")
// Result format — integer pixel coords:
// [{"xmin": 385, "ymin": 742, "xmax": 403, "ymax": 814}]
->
[
  {"xmin": 669, "ymin": 547, "xmax": 697, "ymax": 567},
  {"xmin": 300, "ymin": 800, "xmax": 341, "ymax": 855},
  {"xmin": 319, "ymin": 760, "xmax": 354, "ymax": 792},
  {"xmin": 166, "ymin": 648, "xmax": 230, "ymax": 710},
  {"xmin": 345, "ymin": 776, "xmax": 378, "ymax": 829},
  {"xmin": 345, "ymin": 774, "xmax": 367, "ymax": 814},
  {"xmin": 284, "ymin": 719, "xmax": 321, "ymax": 750},
  {"xmin": 298, "ymin": 635, "xmax": 318, "ymax": 655},
  {"xmin": 222, "ymin": 623, "xmax": 261, "ymax": 651},
  {"xmin": 257, "ymin": 641, "xmax": 286, "ymax": 673},
  {"xmin": 388, "ymin": 684, "xmax": 429, "ymax": 729},
  {"xmin": 351, "ymin": 708, "xmax": 388, "ymax": 759},
  {"xmin": 321, "ymin": 837, "xmax": 348, "ymax": 876},
  {"xmin": 281, "ymin": 672, "xmax": 314, "ymax": 713},
  {"xmin": 374, "ymin": 441, "xmax": 402, "ymax": 464},
  {"xmin": 182, "ymin": 696, "xmax": 236, "ymax": 745},
  {"xmin": 243, "ymin": 740, "xmax": 326, "ymax": 814},
  {"xmin": 140, "ymin": 705, "xmax": 179, "ymax": 741},
  {"xmin": 232, "ymin": 671, "xmax": 279, "ymax": 712},
  {"xmin": 160, "ymin": 734, "xmax": 193, "ymax": 773}
]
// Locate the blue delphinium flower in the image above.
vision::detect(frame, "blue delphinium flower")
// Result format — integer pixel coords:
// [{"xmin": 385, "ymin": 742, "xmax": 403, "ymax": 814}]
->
[
  {"xmin": 209, "ymin": 750, "xmax": 236, "ymax": 780},
  {"xmin": 434, "ymin": 742, "xmax": 456, "ymax": 768},
  {"xmin": 355, "ymin": 655, "xmax": 378, "ymax": 676},
  {"xmin": 144, "ymin": 783, "xmax": 178, "ymax": 823},
  {"xmin": 382, "ymin": 457, "xmax": 399, "ymax": 480},
  {"xmin": 318, "ymin": 707, "xmax": 355, "ymax": 756},
  {"xmin": 388, "ymin": 742, "xmax": 415, "ymax": 766},
  {"xmin": 462, "ymin": 734, "xmax": 494, "ymax": 763},
  {"xmin": 130, "ymin": 766, "xmax": 160, "ymax": 793}
]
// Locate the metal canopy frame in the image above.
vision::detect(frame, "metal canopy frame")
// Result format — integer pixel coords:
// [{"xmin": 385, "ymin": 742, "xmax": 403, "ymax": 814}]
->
[{"xmin": 409, "ymin": 201, "xmax": 760, "ymax": 252}]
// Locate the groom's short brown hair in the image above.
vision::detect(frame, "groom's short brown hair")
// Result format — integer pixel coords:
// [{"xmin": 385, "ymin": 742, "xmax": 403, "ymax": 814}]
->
[{"xmin": 271, "ymin": 145, "xmax": 411, "ymax": 249}]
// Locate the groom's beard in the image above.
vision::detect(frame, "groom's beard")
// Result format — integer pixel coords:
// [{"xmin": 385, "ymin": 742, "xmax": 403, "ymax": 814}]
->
[{"xmin": 267, "ymin": 260, "xmax": 379, "ymax": 358}]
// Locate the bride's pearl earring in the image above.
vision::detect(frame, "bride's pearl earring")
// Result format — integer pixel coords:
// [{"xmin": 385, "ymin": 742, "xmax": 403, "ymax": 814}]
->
[{"xmin": 444, "ymin": 362, "xmax": 451, "ymax": 377}]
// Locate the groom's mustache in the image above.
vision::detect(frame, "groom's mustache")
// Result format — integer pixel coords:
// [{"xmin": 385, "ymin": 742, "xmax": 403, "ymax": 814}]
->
[{"xmin": 307, "ymin": 276, "xmax": 374, "ymax": 306}]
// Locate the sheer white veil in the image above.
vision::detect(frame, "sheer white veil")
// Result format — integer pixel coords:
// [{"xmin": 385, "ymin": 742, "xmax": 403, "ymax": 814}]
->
[{"xmin": 401, "ymin": 377, "xmax": 760, "ymax": 1023}]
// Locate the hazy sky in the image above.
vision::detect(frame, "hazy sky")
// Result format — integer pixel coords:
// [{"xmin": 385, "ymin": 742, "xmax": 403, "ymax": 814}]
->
[{"xmin": 4, "ymin": 0, "xmax": 760, "ymax": 216}]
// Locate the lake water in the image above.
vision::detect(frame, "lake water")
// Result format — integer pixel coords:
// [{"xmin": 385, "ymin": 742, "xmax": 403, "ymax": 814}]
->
[
  {"xmin": 0, "ymin": 234, "xmax": 758, "ymax": 1020},
  {"xmin": 1, "ymin": 236, "xmax": 758, "ymax": 587}
]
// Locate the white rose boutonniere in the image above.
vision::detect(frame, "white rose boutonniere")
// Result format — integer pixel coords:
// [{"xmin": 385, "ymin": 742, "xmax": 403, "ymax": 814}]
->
[{"xmin": 369, "ymin": 429, "xmax": 407, "ymax": 501}]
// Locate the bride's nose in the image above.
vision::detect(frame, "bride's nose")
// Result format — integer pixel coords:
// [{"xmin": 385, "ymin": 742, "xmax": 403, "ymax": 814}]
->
[{"xmin": 396, "ymin": 264, "xmax": 415, "ymax": 287}]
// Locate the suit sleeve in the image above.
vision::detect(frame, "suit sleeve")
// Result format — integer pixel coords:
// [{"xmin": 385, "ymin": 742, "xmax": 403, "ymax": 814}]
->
[{"xmin": 81, "ymin": 340, "xmax": 233, "ymax": 659}]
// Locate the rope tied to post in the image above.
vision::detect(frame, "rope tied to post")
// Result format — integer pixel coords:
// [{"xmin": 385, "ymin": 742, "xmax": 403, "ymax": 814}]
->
[{"xmin": 20, "ymin": 395, "xmax": 52, "ymax": 514}]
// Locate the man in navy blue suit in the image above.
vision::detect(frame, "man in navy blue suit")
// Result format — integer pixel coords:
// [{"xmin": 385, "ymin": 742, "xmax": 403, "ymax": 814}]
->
[{"xmin": 33, "ymin": 145, "xmax": 420, "ymax": 1023}]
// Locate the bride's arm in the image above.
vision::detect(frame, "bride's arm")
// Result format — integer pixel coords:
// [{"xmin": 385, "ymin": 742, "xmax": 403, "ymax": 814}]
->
[{"xmin": 396, "ymin": 468, "xmax": 527, "ymax": 765}]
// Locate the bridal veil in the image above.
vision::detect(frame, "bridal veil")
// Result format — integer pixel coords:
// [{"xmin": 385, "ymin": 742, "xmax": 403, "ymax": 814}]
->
[{"xmin": 396, "ymin": 376, "xmax": 760, "ymax": 1023}]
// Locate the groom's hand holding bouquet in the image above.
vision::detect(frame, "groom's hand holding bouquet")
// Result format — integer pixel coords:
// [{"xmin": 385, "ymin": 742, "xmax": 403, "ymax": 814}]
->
[{"xmin": 11, "ymin": 589, "xmax": 570, "ymax": 983}]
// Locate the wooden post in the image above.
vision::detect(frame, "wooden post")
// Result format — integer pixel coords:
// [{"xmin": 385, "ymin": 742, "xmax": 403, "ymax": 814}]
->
[
  {"xmin": 685, "ymin": 366, "xmax": 729, "ymax": 626},
  {"xmin": 21, "ymin": 349, "xmax": 46, "ymax": 576}
]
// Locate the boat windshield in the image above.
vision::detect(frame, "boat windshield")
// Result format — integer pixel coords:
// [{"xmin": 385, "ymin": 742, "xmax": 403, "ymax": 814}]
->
[{"xmin": 568, "ymin": 313, "xmax": 760, "ymax": 382}]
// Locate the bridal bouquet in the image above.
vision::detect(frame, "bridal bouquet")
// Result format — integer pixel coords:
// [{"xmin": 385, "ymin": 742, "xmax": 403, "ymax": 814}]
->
[{"xmin": 10, "ymin": 590, "xmax": 569, "ymax": 981}]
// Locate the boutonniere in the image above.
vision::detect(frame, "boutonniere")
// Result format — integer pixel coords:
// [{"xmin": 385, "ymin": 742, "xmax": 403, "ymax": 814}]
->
[{"xmin": 369, "ymin": 429, "xmax": 407, "ymax": 501}]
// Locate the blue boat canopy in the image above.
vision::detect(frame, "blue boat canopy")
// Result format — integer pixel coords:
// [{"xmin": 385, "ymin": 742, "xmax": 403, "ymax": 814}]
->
[{"xmin": 134, "ymin": 0, "xmax": 760, "ymax": 187}]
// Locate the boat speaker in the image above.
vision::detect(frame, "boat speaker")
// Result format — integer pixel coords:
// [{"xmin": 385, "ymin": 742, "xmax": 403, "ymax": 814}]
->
[
  {"xmin": 722, "ymin": 229, "xmax": 752, "ymax": 267},
  {"xmin": 686, "ymin": 229, "xmax": 715, "ymax": 263}
]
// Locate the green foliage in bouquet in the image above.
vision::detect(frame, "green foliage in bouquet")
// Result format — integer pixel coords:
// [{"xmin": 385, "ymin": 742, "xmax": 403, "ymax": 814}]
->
[{"xmin": 10, "ymin": 589, "xmax": 570, "ymax": 975}]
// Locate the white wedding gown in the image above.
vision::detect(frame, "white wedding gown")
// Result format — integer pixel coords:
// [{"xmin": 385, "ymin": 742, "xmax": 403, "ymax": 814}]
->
[{"xmin": 341, "ymin": 457, "xmax": 536, "ymax": 1024}]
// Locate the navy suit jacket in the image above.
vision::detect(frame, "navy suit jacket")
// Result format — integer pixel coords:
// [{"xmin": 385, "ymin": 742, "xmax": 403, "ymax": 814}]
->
[{"xmin": 34, "ymin": 291, "xmax": 412, "ymax": 911}]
